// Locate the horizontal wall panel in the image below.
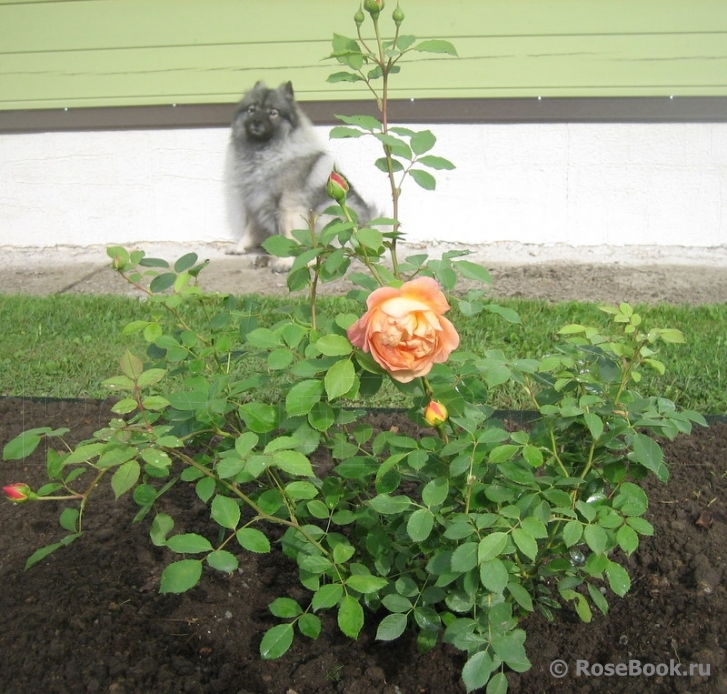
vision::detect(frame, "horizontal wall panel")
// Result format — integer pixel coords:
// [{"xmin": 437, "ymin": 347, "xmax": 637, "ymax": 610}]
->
[
  {"xmin": 3, "ymin": 0, "xmax": 726, "ymax": 53},
  {"xmin": 1, "ymin": 0, "xmax": 727, "ymax": 112},
  {"xmin": 2, "ymin": 34, "xmax": 726, "ymax": 111},
  {"xmin": 3, "ymin": 97, "xmax": 727, "ymax": 134}
]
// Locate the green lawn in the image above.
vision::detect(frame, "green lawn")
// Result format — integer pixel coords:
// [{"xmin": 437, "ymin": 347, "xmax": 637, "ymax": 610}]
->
[{"xmin": 1, "ymin": 294, "xmax": 724, "ymax": 412}]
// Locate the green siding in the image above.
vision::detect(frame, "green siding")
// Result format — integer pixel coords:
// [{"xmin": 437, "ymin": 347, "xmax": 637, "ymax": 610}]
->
[{"xmin": 1, "ymin": 0, "xmax": 726, "ymax": 110}]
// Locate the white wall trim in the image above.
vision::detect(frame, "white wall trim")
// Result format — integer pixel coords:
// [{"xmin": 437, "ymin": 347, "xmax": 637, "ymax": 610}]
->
[{"xmin": 2, "ymin": 122, "xmax": 725, "ymax": 252}]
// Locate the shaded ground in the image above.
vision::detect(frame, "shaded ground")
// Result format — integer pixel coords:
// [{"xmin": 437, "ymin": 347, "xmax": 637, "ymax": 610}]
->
[{"xmin": 0, "ymin": 399, "xmax": 725, "ymax": 694}]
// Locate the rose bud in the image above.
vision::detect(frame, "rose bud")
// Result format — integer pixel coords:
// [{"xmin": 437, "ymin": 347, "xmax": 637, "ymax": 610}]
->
[
  {"xmin": 392, "ymin": 4, "xmax": 404, "ymax": 26},
  {"xmin": 424, "ymin": 401, "xmax": 448, "ymax": 427},
  {"xmin": 110, "ymin": 252, "xmax": 125, "ymax": 271},
  {"xmin": 3, "ymin": 483, "xmax": 33, "ymax": 503},
  {"xmin": 364, "ymin": 0, "xmax": 384, "ymax": 19},
  {"xmin": 354, "ymin": 7, "xmax": 365, "ymax": 26},
  {"xmin": 347, "ymin": 276, "xmax": 460, "ymax": 383},
  {"xmin": 326, "ymin": 171, "xmax": 350, "ymax": 202}
]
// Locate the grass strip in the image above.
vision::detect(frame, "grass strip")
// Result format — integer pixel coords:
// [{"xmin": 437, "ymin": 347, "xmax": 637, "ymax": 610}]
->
[{"xmin": 1, "ymin": 294, "xmax": 723, "ymax": 412}]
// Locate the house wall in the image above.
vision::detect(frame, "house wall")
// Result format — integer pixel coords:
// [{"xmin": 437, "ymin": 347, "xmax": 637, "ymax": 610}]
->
[
  {"xmin": 1, "ymin": 0, "xmax": 726, "ymax": 251},
  {"xmin": 3, "ymin": 0, "xmax": 726, "ymax": 109},
  {"xmin": 3, "ymin": 121, "xmax": 725, "ymax": 249}
]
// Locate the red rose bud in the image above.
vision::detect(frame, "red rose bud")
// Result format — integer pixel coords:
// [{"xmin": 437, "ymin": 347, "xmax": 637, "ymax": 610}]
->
[
  {"xmin": 3, "ymin": 483, "xmax": 33, "ymax": 503},
  {"xmin": 392, "ymin": 4, "xmax": 404, "ymax": 26},
  {"xmin": 424, "ymin": 401, "xmax": 448, "ymax": 427},
  {"xmin": 364, "ymin": 0, "xmax": 384, "ymax": 19},
  {"xmin": 326, "ymin": 171, "xmax": 350, "ymax": 202}
]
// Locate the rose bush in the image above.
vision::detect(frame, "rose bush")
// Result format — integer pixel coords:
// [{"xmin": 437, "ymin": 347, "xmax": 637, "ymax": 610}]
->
[{"xmin": 2, "ymin": 5, "xmax": 706, "ymax": 693}]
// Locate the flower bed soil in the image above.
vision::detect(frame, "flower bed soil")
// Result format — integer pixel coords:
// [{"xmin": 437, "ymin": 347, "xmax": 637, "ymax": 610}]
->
[{"xmin": 1, "ymin": 398, "xmax": 725, "ymax": 694}]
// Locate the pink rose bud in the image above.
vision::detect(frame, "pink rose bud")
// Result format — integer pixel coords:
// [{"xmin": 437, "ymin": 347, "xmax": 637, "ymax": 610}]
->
[
  {"xmin": 326, "ymin": 171, "xmax": 350, "ymax": 202},
  {"xmin": 3, "ymin": 483, "xmax": 33, "ymax": 503},
  {"xmin": 364, "ymin": 0, "xmax": 384, "ymax": 19},
  {"xmin": 392, "ymin": 4, "xmax": 404, "ymax": 26},
  {"xmin": 424, "ymin": 401, "xmax": 448, "ymax": 427}
]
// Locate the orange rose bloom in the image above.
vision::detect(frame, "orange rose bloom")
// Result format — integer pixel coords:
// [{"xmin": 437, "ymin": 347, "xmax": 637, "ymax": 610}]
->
[{"xmin": 347, "ymin": 277, "xmax": 460, "ymax": 383}]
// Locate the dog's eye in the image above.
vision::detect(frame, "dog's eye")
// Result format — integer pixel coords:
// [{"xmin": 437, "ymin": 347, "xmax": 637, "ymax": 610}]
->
[
  {"xmin": 246, "ymin": 105, "xmax": 257, "ymax": 114},
  {"xmin": 268, "ymin": 108, "xmax": 279, "ymax": 118}
]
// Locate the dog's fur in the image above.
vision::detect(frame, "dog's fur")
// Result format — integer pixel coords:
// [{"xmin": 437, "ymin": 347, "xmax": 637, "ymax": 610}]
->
[{"xmin": 225, "ymin": 81, "xmax": 375, "ymax": 272}]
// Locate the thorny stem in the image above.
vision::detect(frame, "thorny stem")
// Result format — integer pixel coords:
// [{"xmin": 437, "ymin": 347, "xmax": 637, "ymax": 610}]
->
[
  {"xmin": 307, "ymin": 209, "xmax": 320, "ymax": 330},
  {"xmin": 613, "ymin": 337, "xmax": 649, "ymax": 406},
  {"xmin": 116, "ymin": 269, "xmax": 210, "ymax": 349},
  {"xmin": 522, "ymin": 376, "xmax": 570, "ymax": 477},
  {"xmin": 266, "ymin": 467, "xmax": 302, "ymax": 526},
  {"xmin": 310, "ymin": 266, "xmax": 319, "ymax": 330},
  {"xmin": 339, "ymin": 201, "xmax": 386, "ymax": 286},
  {"xmin": 355, "ymin": 23, "xmax": 376, "ymax": 65},
  {"xmin": 37, "ymin": 468, "xmax": 110, "ymax": 535},
  {"xmin": 77, "ymin": 468, "xmax": 108, "ymax": 532},
  {"xmin": 464, "ymin": 446, "xmax": 477, "ymax": 515},
  {"xmin": 547, "ymin": 426, "xmax": 570, "ymax": 478},
  {"xmin": 579, "ymin": 439, "xmax": 598, "ymax": 481},
  {"xmin": 372, "ymin": 15, "xmax": 401, "ymax": 277},
  {"xmin": 32, "ymin": 493, "xmax": 84, "ymax": 502},
  {"xmin": 355, "ymin": 17, "xmax": 402, "ymax": 279},
  {"xmin": 175, "ymin": 450, "xmax": 329, "ymax": 556}
]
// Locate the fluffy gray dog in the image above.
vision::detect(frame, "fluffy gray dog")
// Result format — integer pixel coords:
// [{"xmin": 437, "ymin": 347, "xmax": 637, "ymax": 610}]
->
[{"xmin": 225, "ymin": 81, "xmax": 375, "ymax": 272}]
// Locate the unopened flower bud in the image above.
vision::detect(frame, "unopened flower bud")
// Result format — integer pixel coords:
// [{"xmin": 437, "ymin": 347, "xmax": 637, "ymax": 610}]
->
[
  {"xmin": 392, "ymin": 4, "xmax": 404, "ymax": 26},
  {"xmin": 354, "ymin": 6, "xmax": 365, "ymax": 27},
  {"xmin": 364, "ymin": 0, "xmax": 384, "ymax": 19},
  {"xmin": 424, "ymin": 401, "xmax": 448, "ymax": 427},
  {"xmin": 3, "ymin": 483, "xmax": 33, "ymax": 503},
  {"xmin": 326, "ymin": 171, "xmax": 350, "ymax": 202}
]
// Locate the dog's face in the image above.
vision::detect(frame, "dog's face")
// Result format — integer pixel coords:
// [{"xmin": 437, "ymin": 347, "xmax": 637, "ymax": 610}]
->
[{"xmin": 232, "ymin": 81, "xmax": 300, "ymax": 144}]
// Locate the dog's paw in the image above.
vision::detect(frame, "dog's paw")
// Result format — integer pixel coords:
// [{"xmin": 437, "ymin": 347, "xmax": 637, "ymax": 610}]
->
[
  {"xmin": 252, "ymin": 254, "xmax": 271, "ymax": 269},
  {"xmin": 271, "ymin": 256, "xmax": 295, "ymax": 273},
  {"xmin": 226, "ymin": 237, "xmax": 262, "ymax": 256},
  {"xmin": 226, "ymin": 245, "xmax": 257, "ymax": 256}
]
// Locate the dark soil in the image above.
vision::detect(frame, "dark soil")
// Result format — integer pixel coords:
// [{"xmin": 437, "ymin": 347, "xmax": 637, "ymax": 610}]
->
[{"xmin": 1, "ymin": 398, "xmax": 726, "ymax": 694}]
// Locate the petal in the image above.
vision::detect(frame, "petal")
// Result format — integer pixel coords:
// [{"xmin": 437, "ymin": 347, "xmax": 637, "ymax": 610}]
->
[
  {"xmin": 346, "ymin": 317, "xmax": 369, "ymax": 350},
  {"xmin": 437, "ymin": 316, "xmax": 460, "ymax": 355},
  {"xmin": 365, "ymin": 285, "xmax": 401, "ymax": 310},
  {"xmin": 400, "ymin": 277, "xmax": 451, "ymax": 314},
  {"xmin": 380, "ymin": 296, "xmax": 433, "ymax": 318}
]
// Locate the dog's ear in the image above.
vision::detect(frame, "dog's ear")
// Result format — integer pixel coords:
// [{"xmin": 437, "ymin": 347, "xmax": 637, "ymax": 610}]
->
[
  {"xmin": 281, "ymin": 81, "xmax": 295, "ymax": 102},
  {"xmin": 253, "ymin": 80, "xmax": 267, "ymax": 91}
]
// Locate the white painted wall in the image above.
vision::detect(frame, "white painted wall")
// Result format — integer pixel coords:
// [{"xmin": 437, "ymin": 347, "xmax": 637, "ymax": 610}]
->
[{"xmin": 1, "ymin": 122, "xmax": 725, "ymax": 250}]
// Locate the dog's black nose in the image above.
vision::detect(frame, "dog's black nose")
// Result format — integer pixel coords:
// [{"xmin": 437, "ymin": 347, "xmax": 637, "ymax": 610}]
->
[{"xmin": 247, "ymin": 115, "xmax": 271, "ymax": 137}]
